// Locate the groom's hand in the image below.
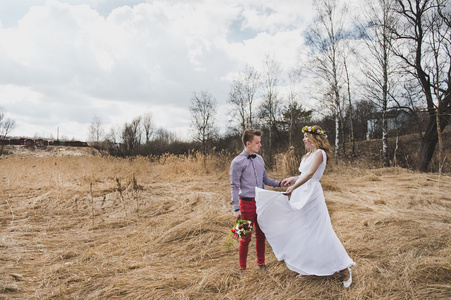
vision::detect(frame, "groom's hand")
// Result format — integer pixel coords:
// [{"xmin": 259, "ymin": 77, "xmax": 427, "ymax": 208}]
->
[{"xmin": 233, "ymin": 211, "xmax": 241, "ymax": 220}]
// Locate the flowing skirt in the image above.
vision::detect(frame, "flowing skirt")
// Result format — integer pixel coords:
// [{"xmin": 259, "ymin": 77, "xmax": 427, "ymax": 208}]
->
[{"xmin": 255, "ymin": 186, "xmax": 355, "ymax": 275}]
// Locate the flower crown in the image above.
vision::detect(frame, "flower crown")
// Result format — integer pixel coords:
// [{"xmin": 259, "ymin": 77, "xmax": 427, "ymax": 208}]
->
[{"xmin": 302, "ymin": 126, "xmax": 327, "ymax": 137}]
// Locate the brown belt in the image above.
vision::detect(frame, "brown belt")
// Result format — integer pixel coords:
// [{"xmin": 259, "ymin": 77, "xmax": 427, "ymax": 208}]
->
[{"xmin": 240, "ymin": 197, "xmax": 255, "ymax": 202}]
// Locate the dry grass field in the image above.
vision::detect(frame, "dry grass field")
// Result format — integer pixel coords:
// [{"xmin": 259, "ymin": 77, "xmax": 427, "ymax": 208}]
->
[{"xmin": 1, "ymin": 147, "xmax": 450, "ymax": 299}]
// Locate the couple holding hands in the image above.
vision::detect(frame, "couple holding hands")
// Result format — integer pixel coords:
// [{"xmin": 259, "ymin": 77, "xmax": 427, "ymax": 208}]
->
[{"xmin": 230, "ymin": 127, "xmax": 354, "ymax": 288}]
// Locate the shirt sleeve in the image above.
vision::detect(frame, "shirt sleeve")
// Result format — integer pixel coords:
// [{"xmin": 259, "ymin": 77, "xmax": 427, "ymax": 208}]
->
[
  {"xmin": 262, "ymin": 168, "xmax": 281, "ymax": 187},
  {"xmin": 230, "ymin": 159, "xmax": 242, "ymax": 211}
]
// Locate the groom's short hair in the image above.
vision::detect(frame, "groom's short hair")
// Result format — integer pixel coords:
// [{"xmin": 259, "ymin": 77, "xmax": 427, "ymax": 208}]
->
[{"xmin": 242, "ymin": 129, "xmax": 262, "ymax": 146}]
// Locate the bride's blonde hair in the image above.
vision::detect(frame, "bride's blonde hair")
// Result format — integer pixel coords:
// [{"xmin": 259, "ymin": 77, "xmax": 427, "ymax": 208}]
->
[{"xmin": 304, "ymin": 125, "xmax": 331, "ymax": 164}]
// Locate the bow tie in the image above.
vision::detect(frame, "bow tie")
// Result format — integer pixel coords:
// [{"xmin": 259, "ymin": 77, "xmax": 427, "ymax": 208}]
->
[{"xmin": 247, "ymin": 154, "xmax": 257, "ymax": 159}]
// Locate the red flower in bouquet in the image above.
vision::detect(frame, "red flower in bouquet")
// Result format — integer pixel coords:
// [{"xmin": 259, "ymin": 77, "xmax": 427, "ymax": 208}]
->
[{"xmin": 231, "ymin": 219, "xmax": 253, "ymax": 240}]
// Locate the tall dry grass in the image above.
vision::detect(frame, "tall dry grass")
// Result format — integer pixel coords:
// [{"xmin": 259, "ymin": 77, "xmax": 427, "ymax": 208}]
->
[{"xmin": 0, "ymin": 150, "xmax": 450, "ymax": 299}]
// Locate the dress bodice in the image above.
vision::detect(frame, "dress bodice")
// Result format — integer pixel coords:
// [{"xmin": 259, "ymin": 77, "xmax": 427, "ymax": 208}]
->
[{"xmin": 299, "ymin": 149, "xmax": 327, "ymax": 181}]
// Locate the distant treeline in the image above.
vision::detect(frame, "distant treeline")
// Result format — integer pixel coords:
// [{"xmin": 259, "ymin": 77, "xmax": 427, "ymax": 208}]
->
[
  {"xmin": 1, "ymin": 138, "xmax": 88, "ymax": 147},
  {"xmin": 97, "ymin": 107, "xmax": 428, "ymax": 165}
]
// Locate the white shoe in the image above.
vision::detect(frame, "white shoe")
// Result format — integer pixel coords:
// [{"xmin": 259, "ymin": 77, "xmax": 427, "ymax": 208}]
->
[{"xmin": 343, "ymin": 267, "xmax": 352, "ymax": 288}]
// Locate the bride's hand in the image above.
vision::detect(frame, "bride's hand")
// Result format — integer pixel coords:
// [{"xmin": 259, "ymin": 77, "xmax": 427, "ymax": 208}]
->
[{"xmin": 283, "ymin": 185, "xmax": 294, "ymax": 196}]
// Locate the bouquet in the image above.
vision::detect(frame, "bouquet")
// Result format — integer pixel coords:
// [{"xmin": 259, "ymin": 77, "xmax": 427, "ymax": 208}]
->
[{"xmin": 231, "ymin": 219, "xmax": 253, "ymax": 240}]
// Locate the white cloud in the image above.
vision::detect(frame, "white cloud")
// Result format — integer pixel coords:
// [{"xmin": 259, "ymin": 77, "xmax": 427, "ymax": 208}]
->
[
  {"xmin": 0, "ymin": 0, "xmax": 315, "ymax": 141},
  {"xmin": 240, "ymin": 0, "xmax": 313, "ymax": 33}
]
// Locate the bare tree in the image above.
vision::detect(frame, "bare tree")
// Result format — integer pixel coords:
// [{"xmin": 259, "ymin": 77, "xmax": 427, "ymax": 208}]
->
[
  {"xmin": 88, "ymin": 116, "xmax": 104, "ymax": 147},
  {"xmin": 122, "ymin": 116, "xmax": 142, "ymax": 156},
  {"xmin": 228, "ymin": 78, "xmax": 247, "ymax": 133},
  {"xmin": 282, "ymin": 101, "xmax": 313, "ymax": 146},
  {"xmin": 154, "ymin": 127, "xmax": 178, "ymax": 144},
  {"xmin": 286, "ymin": 68, "xmax": 300, "ymax": 147},
  {"xmin": 104, "ymin": 125, "xmax": 123, "ymax": 157},
  {"xmin": 259, "ymin": 55, "xmax": 282, "ymax": 166},
  {"xmin": 305, "ymin": 0, "xmax": 349, "ymax": 165},
  {"xmin": 343, "ymin": 54, "xmax": 356, "ymax": 156},
  {"xmin": 0, "ymin": 107, "xmax": 16, "ymax": 156},
  {"xmin": 392, "ymin": 0, "xmax": 451, "ymax": 172},
  {"xmin": 142, "ymin": 112, "xmax": 155, "ymax": 144},
  {"xmin": 284, "ymin": 67, "xmax": 311, "ymax": 146},
  {"xmin": 228, "ymin": 65, "xmax": 261, "ymax": 133},
  {"xmin": 189, "ymin": 90, "xmax": 217, "ymax": 155},
  {"xmin": 357, "ymin": 0, "xmax": 401, "ymax": 166}
]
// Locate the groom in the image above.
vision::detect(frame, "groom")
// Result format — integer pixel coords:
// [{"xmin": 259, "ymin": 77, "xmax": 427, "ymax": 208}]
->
[{"xmin": 230, "ymin": 129, "xmax": 288, "ymax": 271}]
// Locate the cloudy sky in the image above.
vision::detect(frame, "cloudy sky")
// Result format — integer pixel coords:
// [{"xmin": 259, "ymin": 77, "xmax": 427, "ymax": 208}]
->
[{"xmin": 0, "ymin": 0, "xmax": 318, "ymax": 141}]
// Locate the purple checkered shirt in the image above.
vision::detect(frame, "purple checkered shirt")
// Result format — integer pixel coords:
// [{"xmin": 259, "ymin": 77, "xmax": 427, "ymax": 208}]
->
[{"xmin": 230, "ymin": 150, "xmax": 281, "ymax": 211}]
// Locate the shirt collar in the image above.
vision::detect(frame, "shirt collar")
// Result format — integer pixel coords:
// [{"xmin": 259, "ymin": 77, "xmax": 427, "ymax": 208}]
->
[{"xmin": 242, "ymin": 150, "xmax": 257, "ymax": 159}]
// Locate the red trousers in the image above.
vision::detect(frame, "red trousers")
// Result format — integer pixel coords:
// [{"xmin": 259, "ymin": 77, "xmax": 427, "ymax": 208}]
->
[{"xmin": 238, "ymin": 198, "xmax": 265, "ymax": 269}]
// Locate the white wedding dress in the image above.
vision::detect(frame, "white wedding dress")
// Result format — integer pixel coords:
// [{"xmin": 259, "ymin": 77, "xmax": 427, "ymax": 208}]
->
[{"xmin": 255, "ymin": 149, "xmax": 355, "ymax": 276}]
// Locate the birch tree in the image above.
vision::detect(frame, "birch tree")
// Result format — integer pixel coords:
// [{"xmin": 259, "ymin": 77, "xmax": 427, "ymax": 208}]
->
[
  {"xmin": 393, "ymin": 0, "xmax": 451, "ymax": 172},
  {"xmin": 343, "ymin": 54, "xmax": 356, "ymax": 155},
  {"xmin": 305, "ymin": 0, "xmax": 349, "ymax": 164},
  {"xmin": 357, "ymin": 0, "xmax": 400, "ymax": 166}
]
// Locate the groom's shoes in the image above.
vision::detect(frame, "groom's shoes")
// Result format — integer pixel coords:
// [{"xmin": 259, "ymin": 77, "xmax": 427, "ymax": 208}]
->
[{"xmin": 258, "ymin": 265, "xmax": 267, "ymax": 271}]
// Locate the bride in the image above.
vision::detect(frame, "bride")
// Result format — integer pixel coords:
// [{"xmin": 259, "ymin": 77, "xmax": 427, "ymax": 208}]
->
[{"xmin": 255, "ymin": 125, "xmax": 355, "ymax": 288}]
